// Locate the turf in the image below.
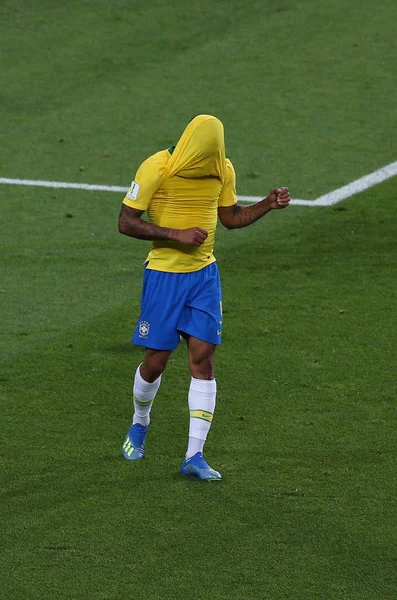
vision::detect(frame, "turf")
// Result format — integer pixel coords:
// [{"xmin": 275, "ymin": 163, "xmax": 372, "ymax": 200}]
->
[
  {"xmin": 2, "ymin": 182, "xmax": 396, "ymax": 599},
  {"xmin": 1, "ymin": 0, "xmax": 397, "ymax": 196},
  {"xmin": 1, "ymin": 1, "xmax": 397, "ymax": 599}
]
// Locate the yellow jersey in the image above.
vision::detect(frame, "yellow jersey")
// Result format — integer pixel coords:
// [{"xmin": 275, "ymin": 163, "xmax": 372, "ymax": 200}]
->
[{"xmin": 122, "ymin": 115, "xmax": 237, "ymax": 273}]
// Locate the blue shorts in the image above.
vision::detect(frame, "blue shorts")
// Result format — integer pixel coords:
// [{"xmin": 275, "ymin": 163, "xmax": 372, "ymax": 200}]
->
[{"xmin": 132, "ymin": 262, "xmax": 223, "ymax": 350}]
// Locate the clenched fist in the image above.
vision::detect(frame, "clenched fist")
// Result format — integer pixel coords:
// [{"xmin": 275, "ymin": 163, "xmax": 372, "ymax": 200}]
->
[
  {"xmin": 267, "ymin": 187, "xmax": 291, "ymax": 210},
  {"xmin": 174, "ymin": 227, "xmax": 208, "ymax": 246}
]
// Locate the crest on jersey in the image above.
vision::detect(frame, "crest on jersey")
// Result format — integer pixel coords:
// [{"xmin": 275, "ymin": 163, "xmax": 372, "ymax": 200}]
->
[
  {"xmin": 139, "ymin": 321, "xmax": 150, "ymax": 337},
  {"xmin": 127, "ymin": 181, "xmax": 140, "ymax": 200}
]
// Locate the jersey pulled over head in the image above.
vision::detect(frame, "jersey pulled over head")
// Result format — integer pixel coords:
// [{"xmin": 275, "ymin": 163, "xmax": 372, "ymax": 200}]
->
[
  {"xmin": 122, "ymin": 113, "xmax": 236, "ymax": 273},
  {"xmin": 163, "ymin": 115, "xmax": 226, "ymax": 183}
]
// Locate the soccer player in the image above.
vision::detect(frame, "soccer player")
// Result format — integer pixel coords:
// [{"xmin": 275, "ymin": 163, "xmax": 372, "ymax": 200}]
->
[{"xmin": 118, "ymin": 114, "xmax": 290, "ymax": 480}]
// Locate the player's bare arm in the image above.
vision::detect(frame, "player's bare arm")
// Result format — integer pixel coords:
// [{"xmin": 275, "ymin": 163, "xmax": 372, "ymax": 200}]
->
[
  {"xmin": 118, "ymin": 203, "xmax": 208, "ymax": 246},
  {"xmin": 218, "ymin": 187, "xmax": 290, "ymax": 229}
]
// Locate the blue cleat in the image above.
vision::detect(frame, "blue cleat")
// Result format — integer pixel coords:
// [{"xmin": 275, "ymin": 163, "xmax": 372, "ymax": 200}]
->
[
  {"xmin": 122, "ymin": 423, "xmax": 148, "ymax": 460},
  {"xmin": 180, "ymin": 452, "xmax": 222, "ymax": 481}
]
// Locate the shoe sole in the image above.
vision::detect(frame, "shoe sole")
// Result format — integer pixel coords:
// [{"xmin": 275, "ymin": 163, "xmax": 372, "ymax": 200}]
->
[{"xmin": 180, "ymin": 467, "xmax": 222, "ymax": 481}]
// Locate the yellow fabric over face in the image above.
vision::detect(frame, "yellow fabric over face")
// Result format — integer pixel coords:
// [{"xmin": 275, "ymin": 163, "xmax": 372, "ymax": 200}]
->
[{"xmin": 163, "ymin": 114, "xmax": 226, "ymax": 184}]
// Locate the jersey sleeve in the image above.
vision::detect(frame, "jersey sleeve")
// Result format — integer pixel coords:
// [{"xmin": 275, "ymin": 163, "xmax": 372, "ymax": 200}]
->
[
  {"xmin": 122, "ymin": 151, "xmax": 167, "ymax": 211},
  {"xmin": 218, "ymin": 159, "xmax": 237, "ymax": 207}
]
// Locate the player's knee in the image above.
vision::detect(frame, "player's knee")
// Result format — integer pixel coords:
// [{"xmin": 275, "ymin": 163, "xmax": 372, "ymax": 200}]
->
[
  {"xmin": 188, "ymin": 351, "xmax": 215, "ymax": 380},
  {"xmin": 141, "ymin": 350, "xmax": 171, "ymax": 382}
]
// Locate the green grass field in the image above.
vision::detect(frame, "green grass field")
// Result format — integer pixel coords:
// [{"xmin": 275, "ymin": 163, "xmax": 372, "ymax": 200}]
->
[{"xmin": 1, "ymin": 1, "xmax": 397, "ymax": 599}]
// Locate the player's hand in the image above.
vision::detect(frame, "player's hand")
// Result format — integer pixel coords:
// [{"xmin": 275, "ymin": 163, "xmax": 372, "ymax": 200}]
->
[
  {"xmin": 266, "ymin": 187, "xmax": 291, "ymax": 209},
  {"xmin": 174, "ymin": 227, "xmax": 208, "ymax": 246}
]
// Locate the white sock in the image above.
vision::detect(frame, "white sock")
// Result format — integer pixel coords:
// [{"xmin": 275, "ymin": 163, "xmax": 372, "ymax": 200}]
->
[
  {"xmin": 186, "ymin": 377, "xmax": 216, "ymax": 458},
  {"xmin": 132, "ymin": 364, "xmax": 162, "ymax": 427}
]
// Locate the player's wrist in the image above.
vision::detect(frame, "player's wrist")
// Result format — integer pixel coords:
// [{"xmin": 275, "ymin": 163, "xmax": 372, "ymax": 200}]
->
[
  {"xmin": 262, "ymin": 196, "xmax": 274, "ymax": 211},
  {"xmin": 167, "ymin": 228, "xmax": 180, "ymax": 242}
]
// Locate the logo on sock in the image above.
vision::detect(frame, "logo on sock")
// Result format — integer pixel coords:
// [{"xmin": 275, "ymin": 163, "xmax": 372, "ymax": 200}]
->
[
  {"xmin": 139, "ymin": 321, "xmax": 150, "ymax": 337},
  {"xmin": 190, "ymin": 409, "xmax": 213, "ymax": 423}
]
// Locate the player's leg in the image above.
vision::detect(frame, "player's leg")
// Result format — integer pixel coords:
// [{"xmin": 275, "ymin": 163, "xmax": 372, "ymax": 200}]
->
[
  {"xmin": 186, "ymin": 336, "xmax": 218, "ymax": 453},
  {"xmin": 122, "ymin": 348, "xmax": 172, "ymax": 460},
  {"xmin": 132, "ymin": 348, "xmax": 171, "ymax": 427},
  {"xmin": 140, "ymin": 348, "xmax": 172, "ymax": 382},
  {"xmin": 177, "ymin": 264, "xmax": 223, "ymax": 480},
  {"xmin": 123, "ymin": 266, "xmax": 182, "ymax": 461},
  {"xmin": 180, "ymin": 337, "xmax": 221, "ymax": 480},
  {"xmin": 187, "ymin": 336, "xmax": 216, "ymax": 380}
]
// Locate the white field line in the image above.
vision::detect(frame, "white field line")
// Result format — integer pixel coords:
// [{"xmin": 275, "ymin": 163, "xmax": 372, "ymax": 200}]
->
[
  {"xmin": 1, "ymin": 160, "xmax": 396, "ymax": 205},
  {"xmin": 311, "ymin": 160, "xmax": 397, "ymax": 206},
  {"xmin": 0, "ymin": 178, "xmax": 127, "ymax": 193}
]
